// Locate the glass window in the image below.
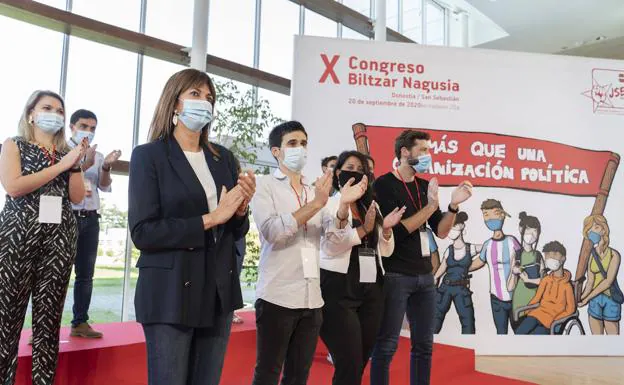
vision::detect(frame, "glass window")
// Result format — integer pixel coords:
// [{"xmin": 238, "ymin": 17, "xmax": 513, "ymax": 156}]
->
[
  {"xmin": 38, "ymin": 0, "xmax": 67, "ymax": 9},
  {"xmin": 304, "ymin": 9, "xmax": 337, "ymax": 38},
  {"xmin": 208, "ymin": 0, "xmax": 255, "ymax": 67},
  {"xmin": 138, "ymin": 57, "xmax": 185, "ymax": 145},
  {"xmin": 72, "ymin": 0, "xmax": 141, "ymax": 31},
  {"xmin": 426, "ymin": 0, "xmax": 446, "ymax": 45},
  {"xmin": 342, "ymin": 0, "xmax": 371, "ymax": 17},
  {"xmin": 61, "ymin": 38, "xmax": 138, "ymax": 324},
  {"xmin": 342, "ymin": 26, "xmax": 369, "ymax": 40},
  {"xmin": 0, "ymin": 17, "xmax": 64, "ymax": 211},
  {"xmin": 402, "ymin": 0, "xmax": 422, "ymax": 43},
  {"xmin": 146, "ymin": 0, "xmax": 194, "ymax": 46},
  {"xmin": 386, "ymin": 0, "xmax": 399, "ymax": 32},
  {"xmin": 258, "ymin": 88, "xmax": 290, "ymax": 130},
  {"xmin": 259, "ymin": 0, "xmax": 300, "ymax": 79}
]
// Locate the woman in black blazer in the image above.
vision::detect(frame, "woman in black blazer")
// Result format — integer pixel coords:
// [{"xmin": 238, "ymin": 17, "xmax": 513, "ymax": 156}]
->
[{"xmin": 128, "ymin": 68, "xmax": 255, "ymax": 385}]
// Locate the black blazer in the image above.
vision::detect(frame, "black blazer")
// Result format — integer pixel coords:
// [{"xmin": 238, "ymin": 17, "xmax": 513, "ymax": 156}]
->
[{"xmin": 128, "ymin": 137, "xmax": 249, "ymax": 327}]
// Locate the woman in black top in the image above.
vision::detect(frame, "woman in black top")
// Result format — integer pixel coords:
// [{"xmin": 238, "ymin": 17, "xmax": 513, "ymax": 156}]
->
[
  {"xmin": 319, "ymin": 151, "xmax": 405, "ymax": 385},
  {"xmin": 128, "ymin": 69, "xmax": 255, "ymax": 385}
]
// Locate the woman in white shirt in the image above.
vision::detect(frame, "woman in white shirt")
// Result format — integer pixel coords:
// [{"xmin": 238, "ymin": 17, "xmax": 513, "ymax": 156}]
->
[{"xmin": 320, "ymin": 151, "xmax": 406, "ymax": 385}]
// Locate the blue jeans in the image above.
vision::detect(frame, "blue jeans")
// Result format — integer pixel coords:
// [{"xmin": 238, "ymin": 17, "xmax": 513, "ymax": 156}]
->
[
  {"xmin": 142, "ymin": 311, "xmax": 234, "ymax": 385},
  {"xmin": 434, "ymin": 285, "xmax": 475, "ymax": 334},
  {"xmin": 515, "ymin": 316, "xmax": 550, "ymax": 335},
  {"xmin": 371, "ymin": 272, "xmax": 436, "ymax": 385},
  {"xmin": 490, "ymin": 295, "xmax": 513, "ymax": 334},
  {"xmin": 72, "ymin": 213, "xmax": 100, "ymax": 327}
]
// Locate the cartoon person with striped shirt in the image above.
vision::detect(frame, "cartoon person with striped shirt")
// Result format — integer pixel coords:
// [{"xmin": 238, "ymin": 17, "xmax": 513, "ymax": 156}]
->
[{"xmin": 470, "ymin": 199, "xmax": 521, "ymax": 334}]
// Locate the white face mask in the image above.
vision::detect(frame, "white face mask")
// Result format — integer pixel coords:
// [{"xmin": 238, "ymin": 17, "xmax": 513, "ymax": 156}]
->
[
  {"xmin": 282, "ymin": 147, "xmax": 307, "ymax": 172},
  {"xmin": 523, "ymin": 233, "xmax": 537, "ymax": 245},
  {"xmin": 448, "ymin": 228, "xmax": 462, "ymax": 240},
  {"xmin": 545, "ymin": 258, "xmax": 561, "ymax": 271}
]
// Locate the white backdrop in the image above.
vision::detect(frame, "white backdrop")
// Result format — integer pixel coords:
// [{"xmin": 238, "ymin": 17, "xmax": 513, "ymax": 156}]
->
[{"xmin": 291, "ymin": 35, "xmax": 624, "ymax": 355}]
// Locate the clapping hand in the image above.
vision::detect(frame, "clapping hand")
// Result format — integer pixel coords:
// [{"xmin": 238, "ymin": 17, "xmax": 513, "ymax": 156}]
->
[
  {"xmin": 339, "ymin": 174, "xmax": 368, "ymax": 205},
  {"xmin": 363, "ymin": 201, "xmax": 377, "ymax": 234},
  {"xmin": 427, "ymin": 177, "xmax": 439, "ymax": 209},
  {"xmin": 59, "ymin": 140, "xmax": 87, "ymax": 171},
  {"xmin": 312, "ymin": 170, "xmax": 332, "ymax": 207},
  {"xmin": 236, "ymin": 169, "xmax": 256, "ymax": 216},
  {"xmin": 451, "ymin": 180, "xmax": 473, "ymax": 206},
  {"xmin": 104, "ymin": 149, "xmax": 122, "ymax": 169},
  {"xmin": 83, "ymin": 143, "xmax": 97, "ymax": 170},
  {"xmin": 213, "ymin": 185, "xmax": 245, "ymax": 225},
  {"xmin": 383, "ymin": 205, "xmax": 406, "ymax": 230}
]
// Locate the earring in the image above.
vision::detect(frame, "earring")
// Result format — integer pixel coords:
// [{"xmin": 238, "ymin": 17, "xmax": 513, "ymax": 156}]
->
[
  {"xmin": 28, "ymin": 116, "xmax": 34, "ymax": 125},
  {"xmin": 172, "ymin": 112, "xmax": 178, "ymax": 126}
]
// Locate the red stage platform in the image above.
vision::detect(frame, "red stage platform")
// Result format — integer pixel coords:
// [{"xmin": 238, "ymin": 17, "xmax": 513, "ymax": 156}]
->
[{"xmin": 16, "ymin": 312, "xmax": 535, "ymax": 385}]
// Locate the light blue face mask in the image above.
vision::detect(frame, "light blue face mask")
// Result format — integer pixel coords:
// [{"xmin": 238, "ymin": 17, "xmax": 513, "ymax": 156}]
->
[
  {"xmin": 485, "ymin": 219, "xmax": 504, "ymax": 231},
  {"xmin": 588, "ymin": 231, "xmax": 601, "ymax": 245},
  {"xmin": 73, "ymin": 130, "xmax": 95, "ymax": 145},
  {"xmin": 177, "ymin": 99, "xmax": 213, "ymax": 132},
  {"xmin": 35, "ymin": 112, "xmax": 64, "ymax": 134},
  {"xmin": 412, "ymin": 154, "xmax": 432, "ymax": 173}
]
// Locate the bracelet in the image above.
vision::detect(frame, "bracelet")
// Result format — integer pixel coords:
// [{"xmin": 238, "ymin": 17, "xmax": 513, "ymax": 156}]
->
[
  {"xmin": 69, "ymin": 166, "xmax": 82, "ymax": 173},
  {"xmin": 102, "ymin": 164, "xmax": 112, "ymax": 172},
  {"xmin": 336, "ymin": 213, "xmax": 348, "ymax": 222},
  {"xmin": 448, "ymin": 204, "xmax": 459, "ymax": 214}
]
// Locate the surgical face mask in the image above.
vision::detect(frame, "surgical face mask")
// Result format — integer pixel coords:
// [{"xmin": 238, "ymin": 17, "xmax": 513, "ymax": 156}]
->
[
  {"xmin": 178, "ymin": 99, "xmax": 213, "ymax": 132},
  {"xmin": 523, "ymin": 232, "xmax": 537, "ymax": 245},
  {"xmin": 588, "ymin": 231, "xmax": 601, "ymax": 245},
  {"xmin": 282, "ymin": 146, "xmax": 307, "ymax": 172},
  {"xmin": 73, "ymin": 130, "xmax": 95, "ymax": 145},
  {"xmin": 485, "ymin": 219, "xmax": 504, "ymax": 231},
  {"xmin": 448, "ymin": 227, "xmax": 462, "ymax": 240},
  {"xmin": 35, "ymin": 112, "xmax": 64, "ymax": 134},
  {"xmin": 545, "ymin": 258, "xmax": 561, "ymax": 271},
  {"xmin": 411, "ymin": 154, "xmax": 432, "ymax": 173}
]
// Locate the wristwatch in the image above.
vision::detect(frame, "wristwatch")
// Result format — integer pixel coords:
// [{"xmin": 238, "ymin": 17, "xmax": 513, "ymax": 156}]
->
[
  {"xmin": 102, "ymin": 164, "xmax": 112, "ymax": 172},
  {"xmin": 448, "ymin": 204, "xmax": 459, "ymax": 214},
  {"xmin": 69, "ymin": 165, "xmax": 82, "ymax": 173}
]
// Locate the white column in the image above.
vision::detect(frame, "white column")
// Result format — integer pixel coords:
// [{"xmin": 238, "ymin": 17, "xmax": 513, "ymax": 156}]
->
[
  {"xmin": 461, "ymin": 12, "xmax": 469, "ymax": 47},
  {"xmin": 190, "ymin": 0, "xmax": 210, "ymax": 70},
  {"xmin": 374, "ymin": 0, "xmax": 386, "ymax": 41}
]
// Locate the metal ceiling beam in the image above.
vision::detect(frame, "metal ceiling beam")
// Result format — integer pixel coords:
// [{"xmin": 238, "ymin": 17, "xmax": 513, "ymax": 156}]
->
[
  {"xmin": 558, "ymin": 36, "xmax": 624, "ymax": 60},
  {"xmin": 290, "ymin": 0, "xmax": 415, "ymax": 43},
  {"xmin": 0, "ymin": 0, "xmax": 291, "ymax": 95}
]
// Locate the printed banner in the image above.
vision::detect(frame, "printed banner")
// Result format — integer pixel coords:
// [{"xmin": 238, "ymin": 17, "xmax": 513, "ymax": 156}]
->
[{"xmin": 356, "ymin": 125, "xmax": 620, "ymax": 197}]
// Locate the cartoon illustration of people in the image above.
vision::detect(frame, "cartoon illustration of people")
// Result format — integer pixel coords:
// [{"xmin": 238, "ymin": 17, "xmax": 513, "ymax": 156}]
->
[
  {"xmin": 579, "ymin": 214, "xmax": 622, "ymax": 335},
  {"xmin": 433, "ymin": 212, "xmax": 482, "ymax": 334},
  {"xmin": 470, "ymin": 199, "xmax": 521, "ymax": 335},
  {"xmin": 515, "ymin": 241, "xmax": 576, "ymax": 335},
  {"xmin": 507, "ymin": 212, "xmax": 545, "ymax": 330}
]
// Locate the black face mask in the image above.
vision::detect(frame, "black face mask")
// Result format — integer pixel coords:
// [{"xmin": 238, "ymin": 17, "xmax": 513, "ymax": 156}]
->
[{"xmin": 338, "ymin": 170, "xmax": 364, "ymax": 188}]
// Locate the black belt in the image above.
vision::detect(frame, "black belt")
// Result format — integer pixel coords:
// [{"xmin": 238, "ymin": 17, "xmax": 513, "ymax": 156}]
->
[
  {"xmin": 74, "ymin": 210, "xmax": 99, "ymax": 218},
  {"xmin": 443, "ymin": 278, "xmax": 471, "ymax": 287}
]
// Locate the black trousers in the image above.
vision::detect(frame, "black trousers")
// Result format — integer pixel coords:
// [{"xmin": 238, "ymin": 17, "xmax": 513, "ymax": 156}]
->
[
  {"xmin": 320, "ymin": 269, "xmax": 384, "ymax": 385},
  {"xmin": 252, "ymin": 299, "xmax": 322, "ymax": 385}
]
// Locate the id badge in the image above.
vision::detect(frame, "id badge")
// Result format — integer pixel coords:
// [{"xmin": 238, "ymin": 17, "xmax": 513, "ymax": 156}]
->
[
  {"xmin": 301, "ymin": 247, "xmax": 319, "ymax": 279},
  {"xmin": 359, "ymin": 247, "xmax": 377, "ymax": 283},
  {"xmin": 419, "ymin": 229, "xmax": 431, "ymax": 258},
  {"xmin": 39, "ymin": 195, "xmax": 62, "ymax": 224}
]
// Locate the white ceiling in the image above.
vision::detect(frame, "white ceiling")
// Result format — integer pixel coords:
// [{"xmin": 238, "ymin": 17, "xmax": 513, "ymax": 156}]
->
[{"xmin": 463, "ymin": 0, "xmax": 624, "ymax": 58}]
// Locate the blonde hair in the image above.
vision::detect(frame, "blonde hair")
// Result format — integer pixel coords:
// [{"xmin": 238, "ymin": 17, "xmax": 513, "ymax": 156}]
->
[
  {"xmin": 18, "ymin": 90, "xmax": 69, "ymax": 152},
  {"xmin": 583, "ymin": 214, "xmax": 610, "ymax": 253},
  {"xmin": 148, "ymin": 68, "xmax": 219, "ymax": 157}
]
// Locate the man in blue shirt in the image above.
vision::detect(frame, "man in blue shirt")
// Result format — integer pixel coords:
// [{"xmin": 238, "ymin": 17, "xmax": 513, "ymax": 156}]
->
[{"xmin": 68, "ymin": 109, "xmax": 121, "ymax": 338}]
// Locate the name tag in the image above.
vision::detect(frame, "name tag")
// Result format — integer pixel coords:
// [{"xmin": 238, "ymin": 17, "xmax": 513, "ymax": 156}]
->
[
  {"xmin": 359, "ymin": 247, "xmax": 377, "ymax": 283},
  {"xmin": 39, "ymin": 195, "xmax": 62, "ymax": 224},
  {"xmin": 301, "ymin": 247, "xmax": 319, "ymax": 279},
  {"xmin": 420, "ymin": 229, "xmax": 431, "ymax": 258}
]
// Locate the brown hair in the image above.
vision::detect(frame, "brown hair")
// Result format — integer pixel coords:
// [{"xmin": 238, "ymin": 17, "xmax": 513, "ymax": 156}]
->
[
  {"xmin": 18, "ymin": 90, "xmax": 69, "ymax": 152},
  {"xmin": 148, "ymin": 68, "xmax": 219, "ymax": 156},
  {"xmin": 394, "ymin": 130, "xmax": 430, "ymax": 159}
]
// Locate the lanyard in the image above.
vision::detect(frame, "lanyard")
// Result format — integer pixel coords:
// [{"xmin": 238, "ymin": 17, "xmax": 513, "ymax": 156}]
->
[
  {"xmin": 291, "ymin": 183, "xmax": 308, "ymax": 233},
  {"xmin": 39, "ymin": 145, "xmax": 57, "ymax": 165},
  {"xmin": 396, "ymin": 170, "xmax": 422, "ymax": 211},
  {"xmin": 351, "ymin": 205, "xmax": 370, "ymax": 248}
]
